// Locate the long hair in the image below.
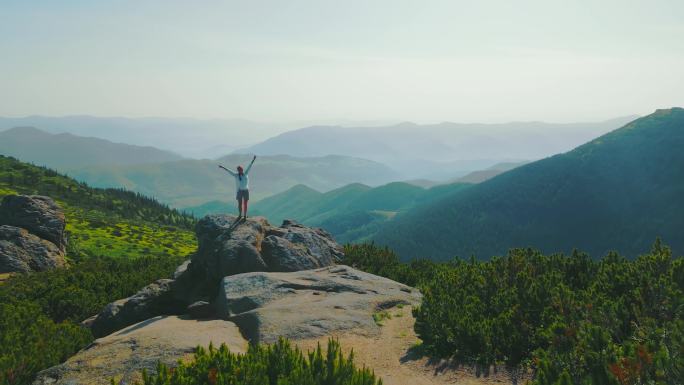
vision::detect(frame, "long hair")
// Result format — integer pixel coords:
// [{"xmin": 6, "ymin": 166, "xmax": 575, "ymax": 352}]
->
[{"xmin": 237, "ymin": 165, "xmax": 244, "ymax": 180}]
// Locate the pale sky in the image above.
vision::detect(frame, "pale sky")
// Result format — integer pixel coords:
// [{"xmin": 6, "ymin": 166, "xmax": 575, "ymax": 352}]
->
[{"xmin": 1, "ymin": 0, "xmax": 683, "ymax": 123}]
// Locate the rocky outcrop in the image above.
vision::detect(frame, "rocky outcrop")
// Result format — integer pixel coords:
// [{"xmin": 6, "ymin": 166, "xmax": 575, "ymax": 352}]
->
[
  {"xmin": 0, "ymin": 195, "xmax": 68, "ymax": 273},
  {"xmin": 33, "ymin": 316, "xmax": 248, "ymax": 385},
  {"xmin": 0, "ymin": 194, "xmax": 67, "ymax": 251},
  {"xmin": 193, "ymin": 215, "xmax": 343, "ymax": 284},
  {"xmin": 0, "ymin": 225, "xmax": 67, "ymax": 273},
  {"xmin": 41, "ymin": 215, "xmax": 422, "ymax": 384},
  {"xmin": 89, "ymin": 215, "xmax": 344, "ymax": 337},
  {"xmin": 216, "ymin": 265, "xmax": 421, "ymax": 343}
]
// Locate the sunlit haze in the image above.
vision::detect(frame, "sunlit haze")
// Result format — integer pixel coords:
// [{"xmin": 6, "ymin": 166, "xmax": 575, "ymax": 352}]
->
[{"xmin": 1, "ymin": 0, "xmax": 682, "ymax": 123}]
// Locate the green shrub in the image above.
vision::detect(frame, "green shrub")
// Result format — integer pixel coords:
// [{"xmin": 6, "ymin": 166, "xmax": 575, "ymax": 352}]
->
[
  {"xmin": 0, "ymin": 255, "xmax": 185, "ymax": 385},
  {"xmin": 347, "ymin": 242, "xmax": 684, "ymax": 385},
  {"xmin": 137, "ymin": 338, "xmax": 382, "ymax": 385}
]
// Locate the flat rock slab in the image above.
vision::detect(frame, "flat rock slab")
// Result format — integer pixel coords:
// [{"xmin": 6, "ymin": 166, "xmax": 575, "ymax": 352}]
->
[
  {"xmin": 216, "ymin": 265, "xmax": 422, "ymax": 343},
  {"xmin": 33, "ymin": 316, "xmax": 247, "ymax": 385}
]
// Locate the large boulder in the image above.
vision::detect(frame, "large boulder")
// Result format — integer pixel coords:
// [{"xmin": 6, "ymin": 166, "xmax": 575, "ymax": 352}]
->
[
  {"xmin": 215, "ymin": 265, "xmax": 422, "ymax": 343},
  {"xmin": 0, "ymin": 195, "xmax": 67, "ymax": 251},
  {"xmin": 193, "ymin": 215, "xmax": 343, "ymax": 285},
  {"xmin": 32, "ymin": 316, "xmax": 248, "ymax": 385},
  {"xmin": 88, "ymin": 215, "xmax": 345, "ymax": 337},
  {"xmin": 0, "ymin": 225, "xmax": 66, "ymax": 273}
]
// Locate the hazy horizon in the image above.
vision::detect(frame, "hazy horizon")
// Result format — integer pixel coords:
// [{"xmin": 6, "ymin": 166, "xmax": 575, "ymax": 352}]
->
[{"xmin": 2, "ymin": 0, "xmax": 683, "ymax": 123}]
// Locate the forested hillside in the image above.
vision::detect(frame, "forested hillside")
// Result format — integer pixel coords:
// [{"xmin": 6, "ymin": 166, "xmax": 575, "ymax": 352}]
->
[
  {"xmin": 0, "ymin": 155, "xmax": 196, "ymax": 258},
  {"xmin": 249, "ymin": 181, "xmax": 471, "ymax": 243},
  {"xmin": 0, "ymin": 156, "xmax": 198, "ymax": 384},
  {"xmin": 373, "ymin": 108, "xmax": 684, "ymax": 260}
]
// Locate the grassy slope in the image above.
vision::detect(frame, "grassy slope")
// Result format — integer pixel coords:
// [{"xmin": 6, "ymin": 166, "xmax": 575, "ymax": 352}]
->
[
  {"xmin": 0, "ymin": 155, "xmax": 196, "ymax": 259},
  {"xmin": 373, "ymin": 108, "xmax": 684, "ymax": 260}
]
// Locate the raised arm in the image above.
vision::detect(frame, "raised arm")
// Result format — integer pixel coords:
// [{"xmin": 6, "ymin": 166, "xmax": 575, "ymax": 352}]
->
[
  {"xmin": 245, "ymin": 155, "xmax": 256, "ymax": 175},
  {"xmin": 218, "ymin": 164, "xmax": 236, "ymax": 176}
]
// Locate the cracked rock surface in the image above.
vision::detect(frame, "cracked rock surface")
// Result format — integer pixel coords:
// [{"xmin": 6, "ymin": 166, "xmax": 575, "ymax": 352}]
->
[{"xmin": 216, "ymin": 264, "xmax": 421, "ymax": 343}]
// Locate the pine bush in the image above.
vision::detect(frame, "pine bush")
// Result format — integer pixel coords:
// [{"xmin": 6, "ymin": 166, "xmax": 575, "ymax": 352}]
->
[{"xmin": 137, "ymin": 338, "xmax": 382, "ymax": 385}]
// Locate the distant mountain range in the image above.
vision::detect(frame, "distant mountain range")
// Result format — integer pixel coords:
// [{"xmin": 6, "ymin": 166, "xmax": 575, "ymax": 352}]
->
[
  {"xmin": 1, "ymin": 115, "xmax": 637, "ymax": 181},
  {"xmin": 0, "ymin": 127, "xmax": 182, "ymax": 168},
  {"xmin": 244, "ymin": 181, "xmax": 472, "ymax": 243},
  {"xmin": 372, "ymin": 109, "xmax": 684, "ymax": 259},
  {"xmin": 239, "ymin": 117, "xmax": 637, "ymax": 179},
  {"xmin": 0, "ymin": 116, "xmax": 283, "ymax": 159},
  {"xmin": 0, "ymin": 127, "xmax": 400, "ymax": 208},
  {"xmin": 0, "ymin": 116, "xmax": 398, "ymax": 159},
  {"xmin": 67, "ymin": 154, "xmax": 399, "ymax": 208}
]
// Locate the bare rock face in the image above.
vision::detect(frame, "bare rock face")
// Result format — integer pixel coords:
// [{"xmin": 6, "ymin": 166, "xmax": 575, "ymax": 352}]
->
[
  {"xmin": 193, "ymin": 215, "xmax": 343, "ymax": 285},
  {"xmin": 0, "ymin": 195, "xmax": 67, "ymax": 251},
  {"xmin": 0, "ymin": 195, "xmax": 68, "ymax": 273},
  {"xmin": 0, "ymin": 225, "xmax": 67, "ymax": 273},
  {"xmin": 32, "ymin": 316, "xmax": 248, "ymax": 385},
  {"xmin": 88, "ymin": 215, "xmax": 344, "ymax": 337},
  {"xmin": 215, "ymin": 265, "xmax": 422, "ymax": 343}
]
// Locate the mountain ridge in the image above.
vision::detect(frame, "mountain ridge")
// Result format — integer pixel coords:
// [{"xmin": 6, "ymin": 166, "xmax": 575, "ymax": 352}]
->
[
  {"xmin": 238, "ymin": 116, "xmax": 638, "ymax": 180},
  {"xmin": 248, "ymin": 181, "xmax": 472, "ymax": 243},
  {"xmin": 372, "ymin": 108, "xmax": 684, "ymax": 259},
  {"xmin": 0, "ymin": 126, "xmax": 183, "ymax": 168}
]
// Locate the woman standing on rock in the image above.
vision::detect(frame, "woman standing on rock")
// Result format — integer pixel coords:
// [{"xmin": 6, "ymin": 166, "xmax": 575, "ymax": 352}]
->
[{"xmin": 219, "ymin": 155, "xmax": 256, "ymax": 220}]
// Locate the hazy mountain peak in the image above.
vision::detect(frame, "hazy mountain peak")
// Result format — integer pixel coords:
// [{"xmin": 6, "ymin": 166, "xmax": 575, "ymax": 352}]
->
[{"xmin": 0, "ymin": 126, "xmax": 183, "ymax": 168}]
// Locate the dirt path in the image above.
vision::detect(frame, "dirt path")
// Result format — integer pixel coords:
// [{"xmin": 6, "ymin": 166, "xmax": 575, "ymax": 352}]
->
[{"xmin": 294, "ymin": 306, "xmax": 514, "ymax": 385}]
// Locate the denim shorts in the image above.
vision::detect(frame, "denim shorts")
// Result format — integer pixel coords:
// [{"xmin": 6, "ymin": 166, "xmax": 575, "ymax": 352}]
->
[{"xmin": 236, "ymin": 189, "xmax": 249, "ymax": 201}]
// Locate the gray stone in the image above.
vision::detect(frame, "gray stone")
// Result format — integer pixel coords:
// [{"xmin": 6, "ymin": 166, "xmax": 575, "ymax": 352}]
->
[
  {"xmin": 88, "ymin": 216, "xmax": 346, "ymax": 337},
  {"xmin": 0, "ymin": 225, "xmax": 66, "ymax": 273},
  {"xmin": 187, "ymin": 301, "xmax": 214, "ymax": 319},
  {"xmin": 172, "ymin": 259, "xmax": 191, "ymax": 279},
  {"xmin": 215, "ymin": 265, "xmax": 421, "ymax": 343},
  {"xmin": 90, "ymin": 279, "xmax": 182, "ymax": 338},
  {"xmin": 0, "ymin": 195, "xmax": 67, "ymax": 251},
  {"xmin": 192, "ymin": 215, "xmax": 342, "ymax": 286}
]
